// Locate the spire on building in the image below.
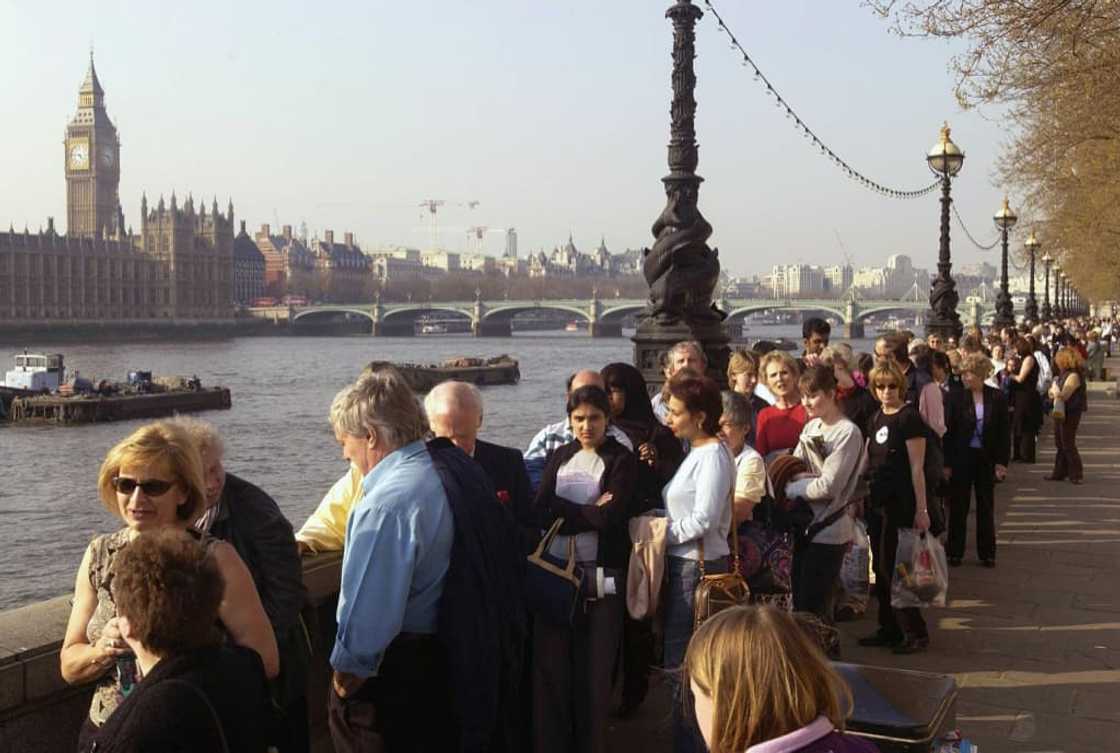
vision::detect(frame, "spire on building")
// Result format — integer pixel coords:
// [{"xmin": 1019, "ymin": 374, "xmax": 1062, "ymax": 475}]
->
[{"xmin": 80, "ymin": 50, "xmax": 105, "ymax": 98}]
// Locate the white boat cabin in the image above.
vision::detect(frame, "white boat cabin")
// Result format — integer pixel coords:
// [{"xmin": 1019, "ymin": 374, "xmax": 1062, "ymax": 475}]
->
[{"xmin": 4, "ymin": 353, "xmax": 66, "ymax": 392}]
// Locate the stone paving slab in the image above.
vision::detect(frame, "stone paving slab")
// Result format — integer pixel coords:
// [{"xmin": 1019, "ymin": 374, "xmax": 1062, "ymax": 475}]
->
[{"xmin": 611, "ymin": 363, "xmax": 1120, "ymax": 753}]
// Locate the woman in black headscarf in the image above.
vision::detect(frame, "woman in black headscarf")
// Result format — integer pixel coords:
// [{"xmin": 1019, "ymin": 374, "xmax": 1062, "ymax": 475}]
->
[{"xmin": 600, "ymin": 362, "xmax": 683, "ymax": 717}]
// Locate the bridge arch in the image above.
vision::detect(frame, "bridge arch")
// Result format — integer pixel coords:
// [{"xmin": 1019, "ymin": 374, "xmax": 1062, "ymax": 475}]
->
[
  {"xmin": 381, "ymin": 305, "xmax": 473, "ymax": 324},
  {"xmin": 482, "ymin": 303, "xmax": 591, "ymax": 323},
  {"xmin": 726, "ymin": 304, "xmax": 847, "ymax": 324},
  {"xmin": 600, "ymin": 303, "xmax": 645, "ymax": 323},
  {"xmin": 291, "ymin": 307, "xmax": 374, "ymax": 323},
  {"xmin": 855, "ymin": 305, "xmax": 927, "ymax": 324}
]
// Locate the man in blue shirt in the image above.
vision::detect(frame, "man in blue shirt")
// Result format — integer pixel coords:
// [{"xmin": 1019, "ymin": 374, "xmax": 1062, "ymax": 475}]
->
[{"xmin": 327, "ymin": 369, "xmax": 455, "ymax": 753}]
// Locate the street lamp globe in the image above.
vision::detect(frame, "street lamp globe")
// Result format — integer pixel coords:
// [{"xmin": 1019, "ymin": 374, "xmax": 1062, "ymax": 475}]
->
[
  {"xmin": 927, "ymin": 122, "xmax": 965, "ymax": 177},
  {"xmin": 993, "ymin": 197, "xmax": 1018, "ymax": 231},
  {"xmin": 1027, "ymin": 233, "xmax": 1041, "ymax": 256}
]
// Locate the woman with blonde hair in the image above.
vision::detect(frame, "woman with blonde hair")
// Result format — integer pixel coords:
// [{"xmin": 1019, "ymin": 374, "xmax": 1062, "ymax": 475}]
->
[
  {"xmin": 685, "ymin": 606, "xmax": 876, "ymax": 753},
  {"xmin": 61, "ymin": 421, "xmax": 278, "ymax": 748},
  {"xmin": 755, "ymin": 351, "xmax": 807, "ymax": 462},
  {"xmin": 1047, "ymin": 347, "xmax": 1088, "ymax": 484},
  {"xmin": 943, "ymin": 353, "xmax": 1010, "ymax": 567}
]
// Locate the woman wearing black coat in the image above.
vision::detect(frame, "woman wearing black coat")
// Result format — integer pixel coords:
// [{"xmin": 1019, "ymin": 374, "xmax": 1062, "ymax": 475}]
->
[
  {"xmin": 600, "ymin": 362, "xmax": 682, "ymax": 717},
  {"xmin": 532, "ymin": 385, "xmax": 638, "ymax": 753},
  {"xmin": 943, "ymin": 353, "xmax": 1010, "ymax": 568},
  {"xmin": 87, "ymin": 530, "xmax": 272, "ymax": 753}
]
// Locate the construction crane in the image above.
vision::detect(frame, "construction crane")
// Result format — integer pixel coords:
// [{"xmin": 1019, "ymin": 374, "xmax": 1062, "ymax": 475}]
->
[
  {"xmin": 466, "ymin": 225, "xmax": 508, "ymax": 255},
  {"xmin": 833, "ymin": 229, "xmax": 854, "ymax": 270},
  {"xmin": 419, "ymin": 199, "xmax": 446, "ymax": 248}
]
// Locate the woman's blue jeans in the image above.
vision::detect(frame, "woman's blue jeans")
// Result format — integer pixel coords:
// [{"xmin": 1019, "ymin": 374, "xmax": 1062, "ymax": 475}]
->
[{"xmin": 663, "ymin": 554, "xmax": 728, "ymax": 753}]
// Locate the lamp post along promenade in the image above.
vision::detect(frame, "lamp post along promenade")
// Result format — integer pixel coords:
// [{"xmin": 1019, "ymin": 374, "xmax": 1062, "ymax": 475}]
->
[
  {"xmin": 1024, "ymin": 231, "xmax": 1040, "ymax": 323},
  {"xmin": 1041, "ymin": 250, "xmax": 1053, "ymax": 320},
  {"xmin": 633, "ymin": 0, "xmax": 730, "ymax": 389},
  {"xmin": 992, "ymin": 196, "xmax": 1017, "ymax": 330},
  {"xmin": 1054, "ymin": 264, "xmax": 1064, "ymax": 319},
  {"xmin": 925, "ymin": 123, "xmax": 965, "ymax": 340}
]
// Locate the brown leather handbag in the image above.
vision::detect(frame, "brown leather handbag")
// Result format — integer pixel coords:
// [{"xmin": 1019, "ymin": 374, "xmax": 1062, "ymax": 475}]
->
[{"xmin": 693, "ymin": 483, "xmax": 750, "ymax": 629}]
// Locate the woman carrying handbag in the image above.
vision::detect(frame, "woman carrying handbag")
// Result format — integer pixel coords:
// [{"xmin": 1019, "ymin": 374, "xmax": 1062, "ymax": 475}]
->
[
  {"xmin": 660, "ymin": 373, "xmax": 735, "ymax": 753},
  {"xmin": 530, "ymin": 385, "xmax": 637, "ymax": 753}
]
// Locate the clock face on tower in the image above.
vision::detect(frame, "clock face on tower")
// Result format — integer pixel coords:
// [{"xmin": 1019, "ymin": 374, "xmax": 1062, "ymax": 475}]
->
[
  {"xmin": 68, "ymin": 141, "xmax": 90, "ymax": 170},
  {"xmin": 100, "ymin": 146, "xmax": 115, "ymax": 168}
]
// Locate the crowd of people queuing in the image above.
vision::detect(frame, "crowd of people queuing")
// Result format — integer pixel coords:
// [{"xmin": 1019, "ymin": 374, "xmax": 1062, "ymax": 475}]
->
[{"xmin": 61, "ymin": 312, "xmax": 1111, "ymax": 753}]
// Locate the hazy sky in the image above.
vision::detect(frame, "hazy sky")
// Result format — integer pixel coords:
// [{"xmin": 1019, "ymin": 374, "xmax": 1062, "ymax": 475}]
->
[{"xmin": 3, "ymin": 0, "xmax": 1023, "ymax": 277}]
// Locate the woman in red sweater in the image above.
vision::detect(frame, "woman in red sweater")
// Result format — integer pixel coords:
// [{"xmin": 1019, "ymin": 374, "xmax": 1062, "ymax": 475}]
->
[{"xmin": 755, "ymin": 351, "xmax": 808, "ymax": 462}]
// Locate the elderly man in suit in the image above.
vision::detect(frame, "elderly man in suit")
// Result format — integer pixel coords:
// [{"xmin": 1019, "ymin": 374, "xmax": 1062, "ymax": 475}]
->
[{"xmin": 425, "ymin": 380, "xmax": 533, "ymax": 533}]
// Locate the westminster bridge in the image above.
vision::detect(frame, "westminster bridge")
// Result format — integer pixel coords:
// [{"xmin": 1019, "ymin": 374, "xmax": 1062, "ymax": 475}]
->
[{"xmin": 247, "ymin": 294, "xmax": 998, "ymax": 339}]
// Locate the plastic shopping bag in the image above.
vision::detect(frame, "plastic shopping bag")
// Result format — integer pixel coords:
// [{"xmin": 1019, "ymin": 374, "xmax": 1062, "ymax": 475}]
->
[
  {"xmin": 838, "ymin": 519, "xmax": 871, "ymax": 615},
  {"xmin": 890, "ymin": 528, "xmax": 948, "ymax": 609}
]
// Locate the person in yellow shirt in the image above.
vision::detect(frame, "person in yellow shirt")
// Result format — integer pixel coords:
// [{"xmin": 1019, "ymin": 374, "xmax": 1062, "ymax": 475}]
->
[{"xmin": 296, "ymin": 463, "xmax": 363, "ymax": 554}]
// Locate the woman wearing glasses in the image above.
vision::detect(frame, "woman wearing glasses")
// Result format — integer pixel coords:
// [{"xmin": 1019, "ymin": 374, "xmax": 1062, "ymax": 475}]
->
[
  {"xmin": 858, "ymin": 360, "xmax": 932, "ymax": 655},
  {"xmin": 61, "ymin": 421, "xmax": 278, "ymax": 748}
]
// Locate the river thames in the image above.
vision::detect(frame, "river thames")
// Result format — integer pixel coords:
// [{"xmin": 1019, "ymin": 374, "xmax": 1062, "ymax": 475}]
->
[{"xmin": 0, "ymin": 325, "xmax": 875, "ymax": 610}]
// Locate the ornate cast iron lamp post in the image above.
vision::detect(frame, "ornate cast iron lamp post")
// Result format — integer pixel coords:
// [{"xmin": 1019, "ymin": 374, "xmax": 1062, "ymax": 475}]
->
[
  {"xmin": 1054, "ymin": 264, "xmax": 1064, "ymax": 319},
  {"xmin": 633, "ymin": 0, "xmax": 729, "ymax": 388},
  {"xmin": 992, "ymin": 197, "xmax": 1017, "ymax": 330},
  {"xmin": 1024, "ymin": 231, "xmax": 1040, "ymax": 322},
  {"xmin": 925, "ymin": 123, "xmax": 965, "ymax": 340},
  {"xmin": 1040, "ymin": 250, "xmax": 1052, "ymax": 320}
]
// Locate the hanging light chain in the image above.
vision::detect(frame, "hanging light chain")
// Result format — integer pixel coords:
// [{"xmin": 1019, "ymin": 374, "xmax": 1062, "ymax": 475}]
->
[
  {"xmin": 702, "ymin": 0, "xmax": 940, "ymax": 200},
  {"xmin": 951, "ymin": 202, "xmax": 1001, "ymax": 251}
]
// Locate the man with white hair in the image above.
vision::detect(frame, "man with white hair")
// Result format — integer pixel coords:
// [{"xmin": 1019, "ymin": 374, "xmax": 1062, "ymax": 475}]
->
[
  {"xmin": 651, "ymin": 340, "xmax": 707, "ymax": 423},
  {"xmin": 328, "ymin": 366, "xmax": 524, "ymax": 753},
  {"xmin": 425, "ymin": 381, "xmax": 531, "ymax": 528},
  {"xmin": 167, "ymin": 416, "xmax": 310, "ymax": 753}
]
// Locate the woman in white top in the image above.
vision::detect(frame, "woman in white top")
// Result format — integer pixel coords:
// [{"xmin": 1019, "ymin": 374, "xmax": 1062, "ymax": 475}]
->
[
  {"xmin": 660, "ymin": 373, "xmax": 734, "ymax": 753},
  {"xmin": 784, "ymin": 366, "xmax": 866, "ymax": 626}
]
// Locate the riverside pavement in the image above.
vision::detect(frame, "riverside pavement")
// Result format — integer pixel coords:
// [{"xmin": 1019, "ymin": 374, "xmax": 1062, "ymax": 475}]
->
[{"xmin": 609, "ymin": 355, "xmax": 1120, "ymax": 753}]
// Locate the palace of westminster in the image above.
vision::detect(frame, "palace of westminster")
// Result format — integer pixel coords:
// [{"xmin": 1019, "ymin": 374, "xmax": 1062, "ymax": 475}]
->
[{"xmin": 0, "ymin": 58, "xmax": 275, "ymax": 324}]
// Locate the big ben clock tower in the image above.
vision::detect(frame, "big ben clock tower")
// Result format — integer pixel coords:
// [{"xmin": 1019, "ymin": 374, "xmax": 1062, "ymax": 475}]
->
[{"xmin": 65, "ymin": 53, "xmax": 123, "ymax": 238}]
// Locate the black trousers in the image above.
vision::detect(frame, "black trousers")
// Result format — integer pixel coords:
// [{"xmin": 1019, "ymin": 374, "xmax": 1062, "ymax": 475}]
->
[
  {"xmin": 1052, "ymin": 412, "xmax": 1084, "ymax": 482},
  {"xmin": 792, "ymin": 540, "xmax": 848, "ymax": 623},
  {"xmin": 327, "ymin": 634, "xmax": 453, "ymax": 753},
  {"xmin": 947, "ymin": 448, "xmax": 997, "ymax": 561},
  {"xmin": 875, "ymin": 520, "xmax": 928, "ymax": 641},
  {"xmin": 619, "ymin": 613, "xmax": 655, "ymax": 705},
  {"xmin": 533, "ymin": 595, "xmax": 623, "ymax": 753}
]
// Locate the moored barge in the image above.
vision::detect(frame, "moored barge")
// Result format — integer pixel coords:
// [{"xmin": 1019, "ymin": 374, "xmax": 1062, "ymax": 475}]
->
[{"xmin": 369, "ymin": 354, "xmax": 520, "ymax": 393}]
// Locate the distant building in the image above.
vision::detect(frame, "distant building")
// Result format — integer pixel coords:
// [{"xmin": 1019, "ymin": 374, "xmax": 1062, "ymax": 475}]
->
[
  {"xmin": 232, "ymin": 221, "xmax": 265, "ymax": 305},
  {"xmin": 769, "ymin": 264, "xmax": 827, "ymax": 298},
  {"xmin": 852, "ymin": 254, "xmax": 930, "ymax": 299},
  {"xmin": 460, "ymin": 253, "xmax": 496, "ymax": 274},
  {"xmin": 823, "ymin": 264, "xmax": 853, "ymax": 293},
  {"xmin": 504, "ymin": 228, "xmax": 518, "ymax": 259},
  {"xmin": 421, "ymin": 250, "xmax": 461, "ymax": 273},
  {"xmin": 255, "ymin": 224, "xmax": 317, "ymax": 299},
  {"xmin": 307, "ymin": 230, "xmax": 371, "ymax": 302}
]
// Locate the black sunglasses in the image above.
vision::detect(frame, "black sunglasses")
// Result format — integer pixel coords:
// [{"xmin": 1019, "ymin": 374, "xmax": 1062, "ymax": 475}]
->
[{"xmin": 111, "ymin": 477, "xmax": 178, "ymax": 497}]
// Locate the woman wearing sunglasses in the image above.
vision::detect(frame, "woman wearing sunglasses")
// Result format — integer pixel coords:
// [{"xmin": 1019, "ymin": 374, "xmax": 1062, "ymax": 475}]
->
[
  {"xmin": 858, "ymin": 360, "xmax": 932, "ymax": 655},
  {"xmin": 61, "ymin": 421, "xmax": 279, "ymax": 749}
]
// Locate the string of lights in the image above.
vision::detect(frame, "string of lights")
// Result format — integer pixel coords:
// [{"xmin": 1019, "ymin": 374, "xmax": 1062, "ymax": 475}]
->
[
  {"xmin": 951, "ymin": 203, "xmax": 1001, "ymax": 251},
  {"xmin": 702, "ymin": 0, "xmax": 940, "ymax": 200}
]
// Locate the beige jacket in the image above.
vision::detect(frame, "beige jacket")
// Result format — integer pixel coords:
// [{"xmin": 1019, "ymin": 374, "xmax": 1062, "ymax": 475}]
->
[{"xmin": 627, "ymin": 515, "xmax": 669, "ymax": 619}]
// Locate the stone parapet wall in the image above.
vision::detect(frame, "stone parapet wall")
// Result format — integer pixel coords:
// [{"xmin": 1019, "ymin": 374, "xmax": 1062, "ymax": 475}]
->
[{"xmin": 0, "ymin": 553, "xmax": 343, "ymax": 753}]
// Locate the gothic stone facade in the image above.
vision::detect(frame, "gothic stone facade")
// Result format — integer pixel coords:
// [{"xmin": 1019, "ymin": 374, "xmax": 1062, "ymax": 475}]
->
[{"xmin": 0, "ymin": 56, "xmax": 234, "ymax": 324}]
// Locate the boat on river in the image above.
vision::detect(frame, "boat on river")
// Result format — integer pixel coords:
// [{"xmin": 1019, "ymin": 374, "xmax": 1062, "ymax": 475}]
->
[
  {"xmin": 2, "ymin": 352, "xmax": 231, "ymax": 425},
  {"xmin": 368, "ymin": 354, "xmax": 520, "ymax": 393}
]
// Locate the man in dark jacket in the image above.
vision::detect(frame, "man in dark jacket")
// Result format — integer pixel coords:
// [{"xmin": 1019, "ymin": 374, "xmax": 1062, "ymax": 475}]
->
[
  {"xmin": 169, "ymin": 417, "xmax": 309, "ymax": 753},
  {"xmin": 425, "ymin": 381, "xmax": 534, "ymax": 542}
]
